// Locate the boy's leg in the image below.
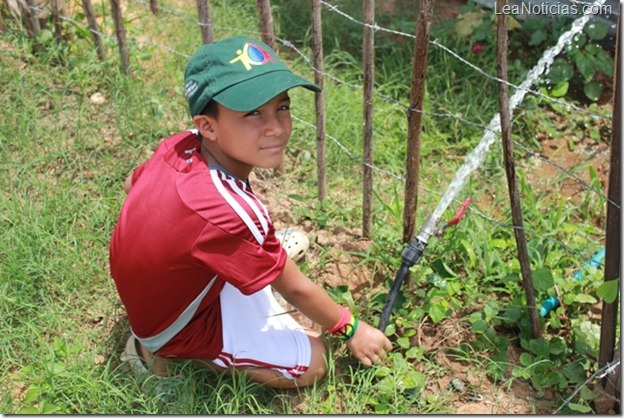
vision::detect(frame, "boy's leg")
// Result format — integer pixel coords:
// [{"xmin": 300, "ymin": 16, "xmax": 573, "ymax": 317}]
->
[
  {"xmin": 210, "ymin": 229, "xmax": 324, "ymax": 388},
  {"xmin": 211, "ymin": 282, "xmax": 327, "ymax": 388},
  {"xmin": 133, "ymin": 229, "xmax": 319, "ymax": 385},
  {"xmin": 137, "ymin": 341, "xmax": 171, "ymax": 377},
  {"xmin": 135, "ymin": 305, "xmax": 326, "ymax": 387},
  {"xmin": 234, "ymin": 330, "xmax": 326, "ymax": 389}
]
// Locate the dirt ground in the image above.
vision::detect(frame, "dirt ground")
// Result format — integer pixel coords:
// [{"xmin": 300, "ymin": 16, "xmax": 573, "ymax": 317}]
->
[
  {"xmin": 526, "ymin": 111, "xmax": 612, "ymax": 214},
  {"xmin": 253, "ymin": 171, "xmax": 558, "ymax": 414}
]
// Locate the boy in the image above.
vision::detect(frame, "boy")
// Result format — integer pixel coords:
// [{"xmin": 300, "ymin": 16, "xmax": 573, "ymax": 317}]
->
[{"xmin": 110, "ymin": 35, "xmax": 391, "ymax": 389}]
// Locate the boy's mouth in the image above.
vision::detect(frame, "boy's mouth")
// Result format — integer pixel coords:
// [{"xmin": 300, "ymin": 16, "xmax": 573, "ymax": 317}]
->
[{"xmin": 261, "ymin": 143, "xmax": 286, "ymax": 153}]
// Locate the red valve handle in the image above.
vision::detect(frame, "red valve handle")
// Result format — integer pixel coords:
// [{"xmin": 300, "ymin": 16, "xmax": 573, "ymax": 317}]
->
[{"xmin": 447, "ymin": 197, "xmax": 472, "ymax": 226}]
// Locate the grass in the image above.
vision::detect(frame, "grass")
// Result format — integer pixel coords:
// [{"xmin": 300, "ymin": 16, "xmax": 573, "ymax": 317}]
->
[{"xmin": 0, "ymin": 0, "xmax": 617, "ymax": 414}]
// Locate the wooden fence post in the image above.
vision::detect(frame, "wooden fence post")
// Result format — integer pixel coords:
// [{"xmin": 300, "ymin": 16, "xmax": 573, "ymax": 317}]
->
[
  {"xmin": 196, "ymin": 0, "xmax": 214, "ymax": 44},
  {"xmin": 362, "ymin": 0, "xmax": 374, "ymax": 237},
  {"xmin": 496, "ymin": 0, "xmax": 541, "ymax": 339},
  {"xmin": 23, "ymin": 0, "xmax": 40, "ymax": 38},
  {"xmin": 403, "ymin": 0, "xmax": 434, "ymax": 244},
  {"xmin": 149, "ymin": 0, "xmax": 158, "ymax": 15},
  {"xmin": 311, "ymin": 0, "xmax": 326, "ymax": 203},
  {"xmin": 50, "ymin": 0, "xmax": 63, "ymax": 43},
  {"xmin": 109, "ymin": 0, "xmax": 131, "ymax": 75},
  {"xmin": 598, "ymin": 8, "xmax": 621, "ymax": 410},
  {"xmin": 81, "ymin": 0, "xmax": 106, "ymax": 61},
  {"xmin": 257, "ymin": 0, "xmax": 277, "ymax": 52},
  {"xmin": 257, "ymin": 0, "xmax": 282, "ymax": 175}
]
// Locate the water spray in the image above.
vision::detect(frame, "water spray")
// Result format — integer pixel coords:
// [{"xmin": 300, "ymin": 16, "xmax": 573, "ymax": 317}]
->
[
  {"xmin": 377, "ymin": 1, "xmax": 604, "ymax": 333},
  {"xmin": 378, "ymin": 198, "xmax": 472, "ymax": 332}
]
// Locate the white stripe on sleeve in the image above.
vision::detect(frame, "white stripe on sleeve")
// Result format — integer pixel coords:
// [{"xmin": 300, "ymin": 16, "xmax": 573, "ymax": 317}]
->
[{"xmin": 210, "ymin": 169, "xmax": 265, "ymax": 245}]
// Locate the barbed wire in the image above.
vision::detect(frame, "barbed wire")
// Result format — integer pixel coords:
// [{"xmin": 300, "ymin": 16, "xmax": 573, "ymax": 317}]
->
[
  {"xmin": 124, "ymin": 0, "xmax": 616, "ymax": 213},
  {"xmin": 553, "ymin": 359, "xmax": 621, "ymax": 414},
  {"xmin": 319, "ymin": 0, "xmax": 612, "ymax": 121},
  {"xmin": 26, "ymin": 1, "xmax": 611, "ymax": 266},
  {"xmin": 293, "ymin": 118, "xmax": 607, "ymax": 269}
]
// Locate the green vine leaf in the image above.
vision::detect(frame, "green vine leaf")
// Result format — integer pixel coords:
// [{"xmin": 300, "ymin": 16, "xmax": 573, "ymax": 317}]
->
[
  {"xmin": 584, "ymin": 81, "xmax": 602, "ymax": 101},
  {"xmin": 597, "ymin": 278, "xmax": 620, "ymax": 303},
  {"xmin": 533, "ymin": 268, "xmax": 554, "ymax": 291}
]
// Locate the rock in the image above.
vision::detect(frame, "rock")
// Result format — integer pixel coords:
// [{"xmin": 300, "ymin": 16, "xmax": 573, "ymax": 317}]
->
[
  {"xmin": 89, "ymin": 92, "xmax": 106, "ymax": 104},
  {"xmin": 316, "ymin": 230, "xmax": 331, "ymax": 246},
  {"xmin": 343, "ymin": 239, "xmax": 373, "ymax": 253}
]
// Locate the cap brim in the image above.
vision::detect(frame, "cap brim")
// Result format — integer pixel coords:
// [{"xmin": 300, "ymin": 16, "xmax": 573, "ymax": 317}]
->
[{"xmin": 213, "ymin": 70, "xmax": 321, "ymax": 112}]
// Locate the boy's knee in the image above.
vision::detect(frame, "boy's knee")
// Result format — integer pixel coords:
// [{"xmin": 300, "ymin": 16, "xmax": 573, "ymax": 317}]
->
[{"xmin": 296, "ymin": 334, "xmax": 327, "ymax": 387}]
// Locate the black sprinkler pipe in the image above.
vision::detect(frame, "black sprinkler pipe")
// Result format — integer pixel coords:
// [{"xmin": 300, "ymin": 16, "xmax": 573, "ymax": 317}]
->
[{"xmin": 378, "ymin": 215, "xmax": 438, "ymax": 332}]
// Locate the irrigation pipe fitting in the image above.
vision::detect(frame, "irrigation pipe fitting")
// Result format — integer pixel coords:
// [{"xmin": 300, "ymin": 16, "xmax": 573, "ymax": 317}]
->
[{"xmin": 378, "ymin": 198, "xmax": 472, "ymax": 332}]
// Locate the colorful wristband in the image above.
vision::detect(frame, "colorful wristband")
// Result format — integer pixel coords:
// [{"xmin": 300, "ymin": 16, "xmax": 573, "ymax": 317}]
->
[
  {"xmin": 337, "ymin": 315, "xmax": 359, "ymax": 341},
  {"xmin": 326, "ymin": 306, "xmax": 351, "ymax": 334},
  {"xmin": 325, "ymin": 306, "xmax": 359, "ymax": 342}
]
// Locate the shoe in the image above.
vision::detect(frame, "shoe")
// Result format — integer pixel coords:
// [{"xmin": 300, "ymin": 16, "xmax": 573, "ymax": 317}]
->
[
  {"xmin": 120, "ymin": 335, "xmax": 149, "ymax": 376},
  {"xmin": 121, "ymin": 335, "xmax": 180, "ymax": 398},
  {"xmin": 275, "ymin": 228, "xmax": 309, "ymax": 262}
]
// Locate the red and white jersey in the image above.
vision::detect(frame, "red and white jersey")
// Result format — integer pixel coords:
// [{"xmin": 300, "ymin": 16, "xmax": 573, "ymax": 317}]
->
[{"xmin": 109, "ymin": 130, "xmax": 287, "ymax": 359}]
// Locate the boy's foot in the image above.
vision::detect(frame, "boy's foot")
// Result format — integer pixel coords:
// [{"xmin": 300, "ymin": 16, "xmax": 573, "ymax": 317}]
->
[
  {"xmin": 121, "ymin": 335, "xmax": 179, "ymax": 397},
  {"xmin": 121, "ymin": 335, "xmax": 172, "ymax": 378},
  {"xmin": 120, "ymin": 335, "xmax": 150, "ymax": 376},
  {"xmin": 275, "ymin": 228, "xmax": 309, "ymax": 262}
]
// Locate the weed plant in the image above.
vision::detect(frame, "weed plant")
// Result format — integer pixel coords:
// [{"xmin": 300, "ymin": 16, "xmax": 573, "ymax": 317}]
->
[{"xmin": 1, "ymin": 0, "xmax": 617, "ymax": 414}]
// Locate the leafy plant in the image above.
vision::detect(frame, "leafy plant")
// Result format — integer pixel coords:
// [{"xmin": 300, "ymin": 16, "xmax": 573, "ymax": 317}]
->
[
  {"xmin": 526, "ymin": 17, "xmax": 615, "ymax": 102},
  {"xmin": 367, "ymin": 353, "xmax": 426, "ymax": 414}
]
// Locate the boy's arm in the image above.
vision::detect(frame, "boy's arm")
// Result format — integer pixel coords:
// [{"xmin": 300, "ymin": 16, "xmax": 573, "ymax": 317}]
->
[
  {"xmin": 123, "ymin": 172, "xmax": 134, "ymax": 194},
  {"xmin": 123, "ymin": 161, "xmax": 148, "ymax": 194},
  {"xmin": 272, "ymin": 258, "xmax": 392, "ymax": 367}
]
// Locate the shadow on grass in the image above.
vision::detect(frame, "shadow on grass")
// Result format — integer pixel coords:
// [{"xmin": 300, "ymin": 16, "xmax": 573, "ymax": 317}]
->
[{"xmin": 105, "ymin": 313, "xmax": 131, "ymax": 373}]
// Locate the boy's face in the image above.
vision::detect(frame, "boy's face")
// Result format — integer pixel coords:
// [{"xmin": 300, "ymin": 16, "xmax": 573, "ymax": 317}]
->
[{"xmin": 195, "ymin": 92, "xmax": 293, "ymax": 179}]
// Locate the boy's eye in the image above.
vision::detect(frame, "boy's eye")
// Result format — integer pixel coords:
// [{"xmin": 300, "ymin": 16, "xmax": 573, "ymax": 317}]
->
[
  {"xmin": 278, "ymin": 104, "xmax": 290, "ymax": 111},
  {"xmin": 244, "ymin": 110, "xmax": 260, "ymax": 117}
]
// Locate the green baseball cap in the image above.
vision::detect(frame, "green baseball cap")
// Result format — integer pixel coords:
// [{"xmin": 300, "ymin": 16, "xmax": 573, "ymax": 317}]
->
[{"xmin": 184, "ymin": 35, "xmax": 321, "ymax": 116}]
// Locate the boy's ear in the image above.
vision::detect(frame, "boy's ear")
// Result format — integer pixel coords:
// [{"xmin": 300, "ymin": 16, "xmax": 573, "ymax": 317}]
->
[{"xmin": 193, "ymin": 115, "xmax": 217, "ymax": 141}]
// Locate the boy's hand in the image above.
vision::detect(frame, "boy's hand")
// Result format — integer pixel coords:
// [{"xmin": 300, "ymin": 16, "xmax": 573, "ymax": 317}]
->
[{"xmin": 345, "ymin": 320, "xmax": 392, "ymax": 367}]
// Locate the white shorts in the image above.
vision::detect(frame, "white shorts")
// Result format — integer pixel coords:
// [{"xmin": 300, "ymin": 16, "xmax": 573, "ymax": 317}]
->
[{"xmin": 211, "ymin": 282, "xmax": 312, "ymax": 380}]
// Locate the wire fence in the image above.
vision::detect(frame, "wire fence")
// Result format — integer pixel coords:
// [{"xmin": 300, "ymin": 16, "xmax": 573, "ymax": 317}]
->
[
  {"xmin": 24, "ymin": 0, "xmax": 616, "ymax": 219},
  {"xmin": 6, "ymin": 0, "xmax": 619, "ymax": 413},
  {"xmin": 104, "ymin": 0, "xmax": 616, "ymax": 261}
]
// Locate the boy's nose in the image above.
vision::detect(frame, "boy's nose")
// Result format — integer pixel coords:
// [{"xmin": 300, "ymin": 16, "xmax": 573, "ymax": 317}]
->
[{"xmin": 264, "ymin": 114, "xmax": 286, "ymax": 137}]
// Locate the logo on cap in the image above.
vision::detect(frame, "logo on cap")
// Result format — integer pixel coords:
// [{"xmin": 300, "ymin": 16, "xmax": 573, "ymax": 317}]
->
[{"xmin": 229, "ymin": 42, "xmax": 275, "ymax": 71}]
